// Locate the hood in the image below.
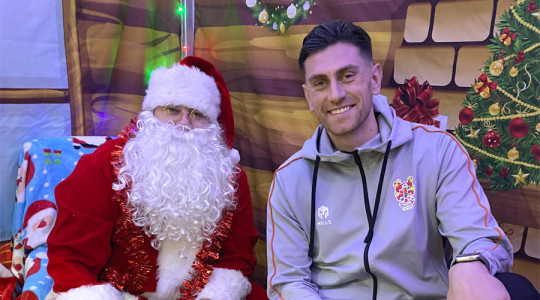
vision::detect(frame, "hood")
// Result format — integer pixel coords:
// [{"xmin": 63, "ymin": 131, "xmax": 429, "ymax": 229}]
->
[{"xmin": 299, "ymin": 94, "xmax": 412, "ymax": 162}]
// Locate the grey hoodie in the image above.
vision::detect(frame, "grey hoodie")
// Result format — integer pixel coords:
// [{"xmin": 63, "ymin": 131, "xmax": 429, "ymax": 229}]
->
[{"xmin": 267, "ymin": 94, "xmax": 512, "ymax": 300}]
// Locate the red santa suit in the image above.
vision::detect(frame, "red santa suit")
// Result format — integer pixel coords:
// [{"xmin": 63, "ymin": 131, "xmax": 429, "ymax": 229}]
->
[{"xmin": 46, "ymin": 57, "xmax": 266, "ymax": 300}]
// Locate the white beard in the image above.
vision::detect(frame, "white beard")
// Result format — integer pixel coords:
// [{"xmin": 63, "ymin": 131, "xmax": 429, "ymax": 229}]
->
[{"xmin": 113, "ymin": 111, "xmax": 238, "ymax": 251}]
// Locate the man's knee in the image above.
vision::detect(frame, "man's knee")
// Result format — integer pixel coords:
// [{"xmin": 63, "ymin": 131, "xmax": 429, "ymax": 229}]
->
[{"xmin": 495, "ymin": 272, "xmax": 539, "ymax": 300}]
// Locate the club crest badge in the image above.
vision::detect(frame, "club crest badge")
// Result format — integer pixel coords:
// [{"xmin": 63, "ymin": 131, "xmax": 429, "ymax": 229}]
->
[{"xmin": 393, "ymin": 176, "xmax": 415, "ymax": 211}]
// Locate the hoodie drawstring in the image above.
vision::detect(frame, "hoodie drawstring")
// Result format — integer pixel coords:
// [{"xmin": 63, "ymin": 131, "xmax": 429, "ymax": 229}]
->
[
  {"xmin": 308, "ymin": 128, "xmax": 391, "ymax": 300},
  {"xmin": 308, "ymin": 127, "xmax": 323, "ymax": 258},
  {"xmin": 352, "ymin": 141, "xmax": 391, "ymax": 244}
]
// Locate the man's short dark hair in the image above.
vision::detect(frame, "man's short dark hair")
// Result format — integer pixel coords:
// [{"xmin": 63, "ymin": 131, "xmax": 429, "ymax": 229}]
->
[{"xmin": 298, "ymin": 20, "xmax": 373, "ymax": 74}]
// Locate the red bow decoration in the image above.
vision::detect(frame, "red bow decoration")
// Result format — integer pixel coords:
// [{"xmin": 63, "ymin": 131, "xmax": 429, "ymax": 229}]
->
[
  {"xmin": 473, "ymin": 73, "xmax": 498, "ymax": 98},
  {"xmin": 391, "ymin": 76, "xmax": 440, "ymax": 127},
  {"xmin": 499, "ymin": 27, "xmax": 516, "ymax": 45},
  {"xmin": 476, "ymin": 73, "xmax": 498, "ymax": 90}
]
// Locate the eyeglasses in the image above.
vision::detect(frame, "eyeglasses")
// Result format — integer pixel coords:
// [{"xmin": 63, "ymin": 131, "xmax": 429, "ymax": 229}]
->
[{"xmin": 155, "ymin": 104, "xmax": 209, "ymax": 124}]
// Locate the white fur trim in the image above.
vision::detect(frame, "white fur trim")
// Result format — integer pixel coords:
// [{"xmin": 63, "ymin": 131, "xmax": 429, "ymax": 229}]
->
[
  {"xmin": 154, "ymin": 239, "xmax": 199, "ymax": 299},
  {"xmin": 142, "ymin": 64, "xmax": 221, "ymax": 123},
  {"xmin": 120, "ymin": 292, "xmax": 140, "ymax": 300},
  {"xmin": 195, "ymin": 268, "xmax": 251, "ymax": 300},
  {"xmin": 44, "ymin": 290, "xmax": 59, "ymax": 300},
  {"xmin": 54, "ymin": 283, "xmax": 123, "ymax": 300}
]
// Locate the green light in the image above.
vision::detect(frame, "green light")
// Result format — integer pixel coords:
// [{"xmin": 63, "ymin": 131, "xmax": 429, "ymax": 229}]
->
[{"xmin": 177, "ymin": 5, "xmax": 184, "ymax": 14}]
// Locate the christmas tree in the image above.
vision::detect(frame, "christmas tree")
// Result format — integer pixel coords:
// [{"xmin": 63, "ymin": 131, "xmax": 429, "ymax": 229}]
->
[{"xmin": 454, "ymin": 0, "xmax": 539, "ymax": 191}]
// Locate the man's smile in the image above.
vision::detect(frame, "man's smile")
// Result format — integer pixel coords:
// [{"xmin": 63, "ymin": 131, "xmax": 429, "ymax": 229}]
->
[{"xmin": 329, "ymin": 105, "xmax": 353, "ymax": 115}]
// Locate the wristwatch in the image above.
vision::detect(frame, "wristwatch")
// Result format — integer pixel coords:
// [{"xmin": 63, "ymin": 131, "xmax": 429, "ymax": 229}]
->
[{"xmin": 452, "ymin": 253, "xmax": 490, "ymax": 271}]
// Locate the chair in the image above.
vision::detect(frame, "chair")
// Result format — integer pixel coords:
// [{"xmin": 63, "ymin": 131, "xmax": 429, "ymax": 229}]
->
[{"xmin": 10, "ymin": 136, "xmax": 110, "ymax": 300}]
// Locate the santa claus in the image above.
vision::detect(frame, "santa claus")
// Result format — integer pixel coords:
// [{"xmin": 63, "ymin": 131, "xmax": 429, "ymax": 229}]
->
[{"xmin": 45, "ymin": 57, "xmax": 266, "ymax": 300}]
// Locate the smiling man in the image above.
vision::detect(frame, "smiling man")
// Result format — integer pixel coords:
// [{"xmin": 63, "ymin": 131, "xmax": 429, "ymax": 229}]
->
[{"xmin": 266, "ymin": 20, "xmax": 522, "ymax": 300}]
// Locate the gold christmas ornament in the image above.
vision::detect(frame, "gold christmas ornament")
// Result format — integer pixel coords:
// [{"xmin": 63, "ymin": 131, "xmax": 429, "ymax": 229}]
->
[
  {"xmin": 509, "ymin": 66, "xmax": 519, "ymax": 77},
  {"xmin": 489, "ymin": 60, "xmax": 504, "ymax": 76},
  {"xmin": 259, "ymin": 10, "xmax": 269, "ymax": 23},
  {"xmin": 479, "ymin": 88, "xmax": 491, "ymax": 99},
  {"xmin": 536, "ymin": 122, "xmax": 540, "ymax": 131},
  {"xmin": 507, "ymin": 147, "xmax": 519, "ymax": 160},
  {"xmin": 473, "ymin": 82, "xmax": 491, "ymax": 98},
  {"xmin": 489, "ymin": 103, "xmax": 500, "ymax": 115},
  {"xmin": 279, "ymin": 22, "xmax": 286, "ymax": 34}
]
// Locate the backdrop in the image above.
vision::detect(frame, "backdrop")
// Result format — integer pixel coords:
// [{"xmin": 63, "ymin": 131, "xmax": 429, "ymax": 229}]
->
[{"xmin": 0, "ymin": 0, "xmax": 538, "ymax": 288}]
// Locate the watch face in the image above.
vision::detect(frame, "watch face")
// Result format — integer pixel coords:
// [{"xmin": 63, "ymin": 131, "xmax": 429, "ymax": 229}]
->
[
  {"xmin": 455, "ymin": 254, "xmax": 480, "ymax": 263},
  {"xmin": 453, "ymin": 253, "xmax": 489, "ymax": 271}
]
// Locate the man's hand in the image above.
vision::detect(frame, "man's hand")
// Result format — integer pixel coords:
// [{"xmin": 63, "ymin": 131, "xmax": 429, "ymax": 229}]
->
[{"xmin": 447, "ymin": 261, "xmax": 510, "ymax": 300}]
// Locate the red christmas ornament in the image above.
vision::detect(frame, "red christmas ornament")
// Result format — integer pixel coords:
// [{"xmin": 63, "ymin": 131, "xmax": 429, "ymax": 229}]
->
[
  {"xmin": 514, "ymin": 51, "xmax": 525, "ymax": 63},
  {"xmin": 531, "ymin": 144, "xmax": 540, "ymax": 162},
  {"xmin": 459, "ymin": 107, "xmax": 474, "ymax": 125},
  {"xmin": 484, "ymin": 168, "xmax": 493, "ymax": 176},
  {"xmin": 483, "ymin": 130, "xmax": 501, "ymax": 148},
  {"xmin": 508, "ymin": 118, "xmax": 529, "ymax": 138},
  {"xmin": 527, "ymin": 0, "xmax": 536, "ymax": 12},
  {"xmin": 500, "ymin": 167, "xmax": 509, "ymax": 177}
]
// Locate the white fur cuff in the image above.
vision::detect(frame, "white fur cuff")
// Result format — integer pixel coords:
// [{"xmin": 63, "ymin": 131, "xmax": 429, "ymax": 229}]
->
[
  {"xmin": 195, "ymin": 268, "xmax": 251, "ymax": 300},
  {"xmin": 52, "ymin": 283, "xmax": 123, "ymax": 300}
]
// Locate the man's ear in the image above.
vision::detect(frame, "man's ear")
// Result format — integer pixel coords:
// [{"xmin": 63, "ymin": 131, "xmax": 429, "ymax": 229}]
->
[
  {"xmin": 302, "ymin": 83, "xmax": 314, "ymax": 111},
  {"xmin": 371, "ymin": 63, "xmax": 383, "ymax": 95}
]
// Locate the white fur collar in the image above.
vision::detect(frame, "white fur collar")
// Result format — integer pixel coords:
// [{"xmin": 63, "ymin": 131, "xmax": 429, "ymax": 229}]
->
[{"xmin": 150, "ymin": 240, "xmax": 199, "ymax": 300}]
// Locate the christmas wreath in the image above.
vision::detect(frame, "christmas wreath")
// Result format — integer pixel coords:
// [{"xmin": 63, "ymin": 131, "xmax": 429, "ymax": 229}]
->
[{"xmin": 246, "ymin": 0, "xmax": 315, "ymax": 34}]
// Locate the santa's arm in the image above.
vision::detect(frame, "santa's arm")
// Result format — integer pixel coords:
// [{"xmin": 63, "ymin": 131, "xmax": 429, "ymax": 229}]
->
[
  {"xmin": 198, "ymin": 167, "xmax": 258, "ymax": 299},
  {"xmin": 46, "ymin": 148, "xmax": 116, "ymax": 294}
]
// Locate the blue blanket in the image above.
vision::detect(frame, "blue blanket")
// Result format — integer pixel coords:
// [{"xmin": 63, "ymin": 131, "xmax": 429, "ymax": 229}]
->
[{"xmin": 11, "ymin": 136, "xmax": 111, "ymax": 299}]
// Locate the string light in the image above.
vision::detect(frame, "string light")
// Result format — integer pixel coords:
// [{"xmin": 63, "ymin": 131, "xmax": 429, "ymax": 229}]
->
[{"xmin": 177, "ymin": 4, "xmax": 185, "ymax": 15}]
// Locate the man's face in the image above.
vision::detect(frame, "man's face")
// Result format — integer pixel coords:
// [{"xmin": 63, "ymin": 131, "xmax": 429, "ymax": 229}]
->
[
  {"xmin": 153, "ymin": 104, "xmax": 209, "ymax": 129},
  {"xmin": 302, "ymin": 42, "xmax": 382, "ymax": 150}
]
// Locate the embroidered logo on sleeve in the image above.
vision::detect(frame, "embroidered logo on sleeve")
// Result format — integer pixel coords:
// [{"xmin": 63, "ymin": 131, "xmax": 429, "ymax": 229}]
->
[
  {"xmin": 317, "ymin": 205, "xmax": 331, "ymax": 225},
  {"xmin": 393, "ymin": 176, "xmax": 415, "ymax": 211}
]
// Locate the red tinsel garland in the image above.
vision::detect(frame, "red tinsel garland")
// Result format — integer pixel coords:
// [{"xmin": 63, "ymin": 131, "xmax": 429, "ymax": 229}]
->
[
  {"xmin": 391, "ymin": 76, "xmax": 440, "ymax": 127},
  {"xmin": 179, "ymin": 210, "xmax": 233, "ymax": 299},
  {"xmin": 104, "ymin": 120, "xmax": 153, "ymax": 293}
]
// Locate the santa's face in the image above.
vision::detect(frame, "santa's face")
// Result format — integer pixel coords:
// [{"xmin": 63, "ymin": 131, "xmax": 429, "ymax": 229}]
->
[
  {"xmin": 23, "ymin": 208, "xmax": 57, "ymax": 249},
  {"xmin": 115, "ymin": 111, "xmax": 237, "ymax": 250}
]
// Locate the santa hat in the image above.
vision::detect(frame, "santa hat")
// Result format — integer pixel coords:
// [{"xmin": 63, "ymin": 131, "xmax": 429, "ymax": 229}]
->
[
  {"xmin": 142, "ymin": 57, "xmax": 235, "ymax": 148},
  {"xmin": 22, "ymin": 200, "xmax": 57, "ymax": 230}
]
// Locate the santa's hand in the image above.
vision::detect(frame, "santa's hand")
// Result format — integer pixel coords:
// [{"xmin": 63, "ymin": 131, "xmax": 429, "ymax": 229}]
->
[{"xmin": 447, "ymin": 261, "xmax": 509, "ymax": 300}]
